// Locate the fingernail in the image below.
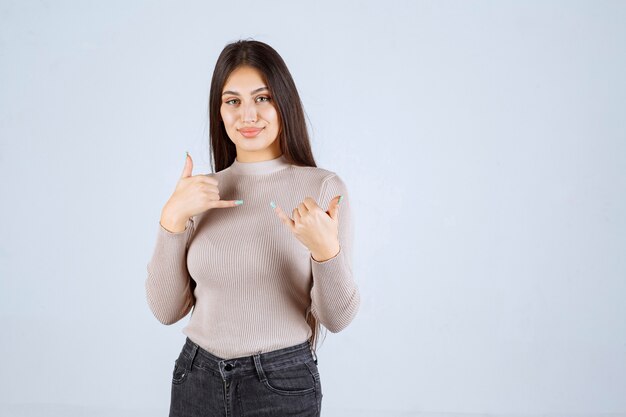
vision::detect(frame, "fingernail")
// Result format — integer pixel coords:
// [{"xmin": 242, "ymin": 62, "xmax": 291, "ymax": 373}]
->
[
  {"xmin": 270, "ymin": 201, "xmax": 277, "ymax": 209},
  {"xmin": 338, "ymin": 195, "xmax": 344, "ymax": 205},
  {"xmin": 235, "ymin": 200, "xmax": 244, "ymax": 205},
  {"xmin": 185, "ymin": 151, "xmax": 189, "ymax": 159}
]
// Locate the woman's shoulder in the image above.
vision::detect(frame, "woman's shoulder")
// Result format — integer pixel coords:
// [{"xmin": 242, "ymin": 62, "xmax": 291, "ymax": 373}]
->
[
  {"xmin": 289, "ymin": 164, "xmax": 340, "ymax": 181},
  {"xmin": 289, "ymin": 165, "xmax": 350, "ymax": 194}
]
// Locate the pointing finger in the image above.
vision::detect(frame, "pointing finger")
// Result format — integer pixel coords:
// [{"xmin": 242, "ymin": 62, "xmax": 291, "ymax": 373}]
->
[{"xmin": 270, "ymin": 201, "xmax": 295, "ymax": 232}]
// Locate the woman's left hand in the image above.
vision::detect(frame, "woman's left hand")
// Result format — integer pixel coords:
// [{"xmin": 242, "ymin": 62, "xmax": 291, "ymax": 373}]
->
[{"xmin": 272, "ymin": 195, "xmax": 342, "ymax": 262}]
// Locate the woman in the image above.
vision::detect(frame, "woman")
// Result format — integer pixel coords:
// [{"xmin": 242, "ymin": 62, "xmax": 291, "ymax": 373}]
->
[{"xmin": 145, "ymin": 39, "xmax": 360, "ymax": 417}]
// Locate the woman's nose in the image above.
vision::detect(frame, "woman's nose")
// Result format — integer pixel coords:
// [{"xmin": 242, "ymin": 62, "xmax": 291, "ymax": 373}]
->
[{"xmin": 241, "ymin": 102, "xmax": 257, "ymax": 123}]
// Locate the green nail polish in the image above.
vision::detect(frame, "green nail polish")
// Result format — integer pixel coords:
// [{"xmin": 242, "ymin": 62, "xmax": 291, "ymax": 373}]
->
[
  {"xmin": 235, "ymin": 200, "xmax": 244, "ymax": 205},
  {"xmin": 270, "ymin": 201, "xmax": 276, "ymax": 209},
  {"xmin": 338, "ymin": 195, "xmax": 344, "ymax": 204}
]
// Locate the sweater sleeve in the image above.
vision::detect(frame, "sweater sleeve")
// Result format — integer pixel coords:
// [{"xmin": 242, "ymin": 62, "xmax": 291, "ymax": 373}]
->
[
  {"xmin": 309, "ymin": 173, "xmax": 360, "ymax": 333},
  {"xmin": 145, "ymin": 217, "xmax": 196, "ymax": 325}
]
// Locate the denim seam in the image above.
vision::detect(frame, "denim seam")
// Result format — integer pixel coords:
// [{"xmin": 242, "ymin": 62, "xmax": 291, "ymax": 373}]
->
[{"xmin": 304, "ymin": 361, "xmax": 321, "ymax": 415}]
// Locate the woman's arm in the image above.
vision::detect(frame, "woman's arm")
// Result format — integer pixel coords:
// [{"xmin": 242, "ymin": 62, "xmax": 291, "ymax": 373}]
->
[
  {"xmin": 309, "ymin": 173, "xmax": 361, "ymax": 333},
  {"xmin": 145, "ymin": 217, "xmax": 196, "ymax": 325}
]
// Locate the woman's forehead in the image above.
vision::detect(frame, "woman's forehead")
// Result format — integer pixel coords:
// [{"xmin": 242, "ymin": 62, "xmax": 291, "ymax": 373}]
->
[{"xmin": 222, "ymin": 66, "xmax": 267, "ymax": 93}]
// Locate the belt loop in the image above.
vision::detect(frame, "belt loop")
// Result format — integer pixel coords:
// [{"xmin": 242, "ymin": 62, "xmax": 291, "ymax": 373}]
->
[
  {"xmin": 187, "ymin": 342, "xmax": 199, "ymax": 373},
  {"xmin": 252, "ymin": 351, "xmax": 267, "ymax": 383}
]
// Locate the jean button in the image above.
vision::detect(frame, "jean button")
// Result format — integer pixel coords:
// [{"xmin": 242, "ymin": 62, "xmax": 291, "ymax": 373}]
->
[{"xmin": 225, "ymin": 363, "xmax": 233, "ymax": 371}]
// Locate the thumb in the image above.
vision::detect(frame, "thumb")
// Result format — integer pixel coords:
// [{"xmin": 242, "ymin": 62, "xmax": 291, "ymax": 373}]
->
[
  {"xmin": 326, "ymin": 195, "xmax": 342, "ymax": 221},
  {"xmin": 181, "ymin": 151, "xmax": 193, "ymax": 178}
]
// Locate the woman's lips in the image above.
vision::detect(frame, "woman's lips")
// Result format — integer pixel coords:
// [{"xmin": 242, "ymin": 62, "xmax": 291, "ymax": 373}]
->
[{"xmin": 239, "ymin": 128, "xmax": 263, "ymax": 138}]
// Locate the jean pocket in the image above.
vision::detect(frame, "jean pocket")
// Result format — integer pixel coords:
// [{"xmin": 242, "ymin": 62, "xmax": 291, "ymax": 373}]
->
[
  {"xmin": 172, "ymin": 357, "xmax": 189, "ymax": 385},
  {"xmin": 261, "ymin": 361, "xmax": 317, "ymax": 396}
]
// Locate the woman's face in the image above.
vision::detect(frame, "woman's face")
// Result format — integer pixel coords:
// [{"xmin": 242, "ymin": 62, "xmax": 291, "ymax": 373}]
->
[{"xmin": 220, "ymin": 65, "xmax": 282, "ymax": 162}]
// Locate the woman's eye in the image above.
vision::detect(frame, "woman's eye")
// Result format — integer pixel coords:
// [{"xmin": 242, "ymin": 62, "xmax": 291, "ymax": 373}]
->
[{"xmin": 224, "ymin": 96, "xmax": 270, "ymax": 105}]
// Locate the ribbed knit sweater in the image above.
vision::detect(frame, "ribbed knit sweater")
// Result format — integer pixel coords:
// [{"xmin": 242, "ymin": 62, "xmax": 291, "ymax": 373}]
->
[{"xmin": 145, "ymin": 154, "xmax": 360, "ymax": 359}]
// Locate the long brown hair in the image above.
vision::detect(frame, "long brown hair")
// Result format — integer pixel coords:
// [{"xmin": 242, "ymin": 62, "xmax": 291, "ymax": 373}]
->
[{"xmin": 206, "ymin": 39, "xmax": 326, "ymax": 354}]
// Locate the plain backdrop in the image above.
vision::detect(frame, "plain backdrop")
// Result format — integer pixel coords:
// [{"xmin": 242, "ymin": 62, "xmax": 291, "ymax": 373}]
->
[{"xmin": 1, "ymin": 1, "xmax": 625, "ymax": 416}]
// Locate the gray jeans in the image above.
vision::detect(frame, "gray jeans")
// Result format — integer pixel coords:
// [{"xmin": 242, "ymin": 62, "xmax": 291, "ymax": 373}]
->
[{"xmin": 169, "ymin": 337, "xmax": 323, "ymax": 416}]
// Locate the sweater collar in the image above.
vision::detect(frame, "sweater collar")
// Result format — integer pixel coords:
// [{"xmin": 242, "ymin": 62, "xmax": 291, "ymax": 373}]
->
[{"xmin": 230, "ymin": 154, "xmax": 291, "ymax": 175}]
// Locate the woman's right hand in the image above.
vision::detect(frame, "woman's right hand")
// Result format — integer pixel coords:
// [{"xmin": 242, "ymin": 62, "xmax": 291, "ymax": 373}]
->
[{"xmin": 160, "ymin": 152, "xmax": 243, "ymax": 233}]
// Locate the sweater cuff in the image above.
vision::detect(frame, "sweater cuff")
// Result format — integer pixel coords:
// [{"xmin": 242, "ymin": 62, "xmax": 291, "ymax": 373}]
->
[
  {"xmin": 154, "ymin": 219, "xmax": 193, "ymax": 252},
  {"xmin": 159, "ymin": 218, "xmax": 192, "ymax": 235},
  {"xmin": 310, "ymin": 246, "xmax": 352, "ymax": 285},
  {"xmin": 310, "ymin": 247, "xmax": 341, "ymax": 264}
]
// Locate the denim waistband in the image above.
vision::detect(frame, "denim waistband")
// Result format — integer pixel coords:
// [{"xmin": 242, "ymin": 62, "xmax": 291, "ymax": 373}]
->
[{"xmin": 179, "ymin": 337, "xmax": 317, "ymax": 379}]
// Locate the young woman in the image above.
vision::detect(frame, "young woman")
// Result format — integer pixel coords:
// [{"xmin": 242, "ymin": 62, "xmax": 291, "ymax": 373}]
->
[{"xmin": 146, "ymin": 39, "xmax": 360, "ymax": 417}]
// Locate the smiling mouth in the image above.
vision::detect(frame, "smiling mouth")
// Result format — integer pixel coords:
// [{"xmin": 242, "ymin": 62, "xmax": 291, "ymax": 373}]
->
[{"xmin": 239, "ymin": 128, "xmax": 264, "ymax": 138}]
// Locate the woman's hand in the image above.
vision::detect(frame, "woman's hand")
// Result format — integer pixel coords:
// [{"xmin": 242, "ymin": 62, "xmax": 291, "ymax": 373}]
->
[
  {"xmin": 160, "ymin": 152, "xmax": 243, "ymax": 232},
  {"xmin": 272, "ymin": 195, "xmax": 343, "ymax": 262}
]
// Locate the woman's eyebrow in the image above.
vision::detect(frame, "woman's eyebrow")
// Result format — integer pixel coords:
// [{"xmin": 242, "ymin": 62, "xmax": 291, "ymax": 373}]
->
[{"xmin": 222, "ymin": 86, "xmax": 269, "ymax": 96}]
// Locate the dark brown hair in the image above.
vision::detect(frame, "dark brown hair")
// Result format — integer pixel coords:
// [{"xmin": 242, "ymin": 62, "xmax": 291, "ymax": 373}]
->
[
  {"xmin": 208, "ymin": 39, "xmax": 317, "ymax": 172},
  {"xmin": 207, "ymin": 39, "xmax": 326, "ymax": 353}
]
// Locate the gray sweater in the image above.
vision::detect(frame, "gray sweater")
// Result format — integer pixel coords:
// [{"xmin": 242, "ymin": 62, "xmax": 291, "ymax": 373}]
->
[{"xmin": 145, "ymin": 154, "xmax": 360, "ymax": 359}]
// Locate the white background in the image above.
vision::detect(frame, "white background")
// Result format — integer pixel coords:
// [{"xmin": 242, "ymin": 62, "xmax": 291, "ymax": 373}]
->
[{"xmin": 1, "ymin": 1, "xmax": 625, "ymax": 416}]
